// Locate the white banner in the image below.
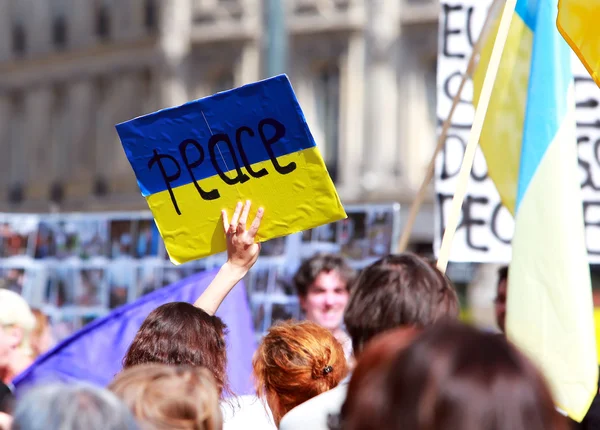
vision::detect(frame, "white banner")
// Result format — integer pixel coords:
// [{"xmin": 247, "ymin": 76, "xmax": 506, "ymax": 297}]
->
[{"xmin": 435, "ymin": 0, "xmax": 600, "ymax": 263}]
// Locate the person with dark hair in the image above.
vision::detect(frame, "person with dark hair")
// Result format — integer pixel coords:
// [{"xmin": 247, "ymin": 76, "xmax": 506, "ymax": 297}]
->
[
  {"xmin": 122, "ymin": 201, "xmax": 265, "ymax": 429},
  {"xmin": 495, "ymin": 265, "xmax": 509, "ymax": 332},
  {"xmin": 332, "ymin": 327, "xmax": 421, "ymax": 430},
  {"xmin": 293, "ymin": 254, "xmax": 355, "ymax": 359},
  {"xmin": 122, "ymin": 302, "xmax": 229, "ymax": 397},
  {"xmin": 253, "ymin": 321, "xmax": 348, "ymax": 427},
  {"xmin": 342, "ymin": 321, "xmax": 569, "ymax": 430},
  {"xmin": 279, "ymin": 253, "xmax": 460, "ymax": 430}
]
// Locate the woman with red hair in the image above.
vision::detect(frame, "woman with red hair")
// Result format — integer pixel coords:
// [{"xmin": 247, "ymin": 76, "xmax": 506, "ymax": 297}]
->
[{"xmin": 253, "ymin": 321, "xmax": 348, "ymax": 427}]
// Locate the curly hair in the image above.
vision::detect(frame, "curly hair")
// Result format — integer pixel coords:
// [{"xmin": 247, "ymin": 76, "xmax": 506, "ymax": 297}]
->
[
  {"xmin": 122, "ymin": 302, "xmax": 229, "ymax": 397},
  {"xmin": 293, "ymin": 253, "xmax": 355, "ymax": 297},
  {"xmin": 253, "ymin": 320, "xmax": 348, "ymax": 426},
  {"xmin": 109, "ymin": 364, "xmax": 222, "ymax": 430}
]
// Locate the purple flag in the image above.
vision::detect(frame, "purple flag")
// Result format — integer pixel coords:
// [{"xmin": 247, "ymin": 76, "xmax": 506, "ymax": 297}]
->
[{"xmin": 13, "ymin": 269, "xmax": 257, "ymax": 397}]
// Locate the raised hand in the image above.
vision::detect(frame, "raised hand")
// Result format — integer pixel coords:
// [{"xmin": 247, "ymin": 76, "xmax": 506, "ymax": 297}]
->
[
  {"xmin": 222, "ymin": 200, "xmax": 264, "ymax": 274},
  {"xmin": 194, "ymin": 200, "xmax": 264, "ymax": 315}
]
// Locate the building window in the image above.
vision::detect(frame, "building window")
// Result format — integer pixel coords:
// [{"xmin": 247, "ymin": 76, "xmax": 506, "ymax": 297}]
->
[
  {"xmin": 52, "ymin": 15, "xmax": 68, "ymax": 49},
  {"xmin": 12, "ymin": 23, "xmax": 26, "ymax": 55},
  {"xmin": 144, "ymin": 0, "xmax": 157, "ymax": 32},
  {"xmin": 314, "ymin": 65, "xmax": 340, "ymax": 182},
  {"xmin": 95, "ymin": 1, "xmax": 111, "ymax": 41}
]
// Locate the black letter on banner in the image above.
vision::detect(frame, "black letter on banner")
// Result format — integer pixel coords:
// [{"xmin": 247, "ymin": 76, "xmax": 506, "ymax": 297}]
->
[
  {"xmin": 584, "ymin": 201, "xmax": 600, "ymax": 255},
  {"xmin": 442, "ymin": 4, "xmax": 465, "ymax": 59},
  {"xmin": 577, "ymin": 136, "xmax": 600, "ymax": 191},
  {"xmin": 458, "ymin": 195, "xmax": 489, "ymax": 252},
  {"xmin": 178, "ymin": 139, "xmax": 220, "ymax": 200},
  {"xmin": 466, "ymin": 6, "xmax": 475, "ymax": 47},
  {"xmin": 441, "ymin": 134, "xmax": 464, "ymax": 180},
  {"xmin": 258, "ymin": 118, "xmax": 296, "ymax": 175},
  {"xmin": 208, "ymin": 134, "xmax": 251, "ymax": 185},
  {"xmin": 436, "ymin": 192, "xmax": 454, "ymax": 240},
  {"xmin": 490, "ymin": 202, "xmax": 511, "ymax": 245},
  {"xmin": 235, "ymin": 126, "xmax": 268, "ymax": 178},
  {"xmin": 444, "ymin": 72, "xmax": 472, "ymax": 106},
  {"xmin": 148, "ymin": 149, "xmax": 182, "ymax": 215}
]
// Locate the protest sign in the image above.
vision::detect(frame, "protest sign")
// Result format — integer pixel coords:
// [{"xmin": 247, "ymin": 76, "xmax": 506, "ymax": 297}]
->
[
  {"xmin": 436, "ymin": 0, "xmax": 600, "ymax": 263},
  {"xmin": 116, "ymin": 75, "xmax": 346, "ymax": 264}
]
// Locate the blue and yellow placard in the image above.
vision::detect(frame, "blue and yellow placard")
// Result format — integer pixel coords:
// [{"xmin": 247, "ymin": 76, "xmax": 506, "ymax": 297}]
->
[{"xmin": 116, "ymin": 75, "xmax": 346, "ymax": 265}]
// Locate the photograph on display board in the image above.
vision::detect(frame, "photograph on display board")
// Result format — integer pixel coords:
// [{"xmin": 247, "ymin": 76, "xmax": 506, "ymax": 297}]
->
[
  {"xmin": 312, "ymin": 223, "xmax": 338, "ymax": 244},
  {"xmin": 52, "ymin": 314, "xmax": 82, "ymax": 342},
  {"xmin": 107, "ymin": 263, "xmax": 136, "ymax": 309},
  {"xmin": 0, "ymin": 267, "xmax": 26, "ymax": 295},
  {"xmin": 339, "ymin": 211, "xmax": 369, "ymax": 260},
  {"xmin": 259, "ymin": 236, "xmax": 287, "ymax": 257},
  {"xmin": 270, "ymin": 266, "xmax": 295, "ymax": 297},
  {"xmin": 161, "ymin": 266, "xmax": 199, "ymax": 288},
  {"xmin": 247, "ymin": 267, "xmax": 271, "ymax": 294},
  {"xmin": 136, "ymin": 264, "xmax": 162, "ymax": 298},
  {"xmin": 270, "ymin": 302, "xmax": 300, "ymax": 325},
  {"xmin": 76, "ymin": 219, "xmax": 108, "ymax": 260},
  {"xmin": 76, "ymin": 268, "xmax": 105, "ymax": 307},
  {"xmin": 134, "ymin": 219, "xmax": 161, "ymax": 259},
  {"xmin": 35, "ymin": 219, "xmax": 80, "ymax": 260},
  {"xmin": 109, "ymin": 220, "xmax": 135, "ymax": 259},
  {"xmin": 46, "ymin": 267, "xmax": 77, "ymax": 308},
  {"xmin": 1, "ymin": 216, "xmax": 38, "ymax": 258},
  {"xmin": 368, "ymin": 210, "xmax": 395, "ymax": 258},
  {"xmin": 251, "ymin": 301, "xmax": 268, "ymax": 334}
]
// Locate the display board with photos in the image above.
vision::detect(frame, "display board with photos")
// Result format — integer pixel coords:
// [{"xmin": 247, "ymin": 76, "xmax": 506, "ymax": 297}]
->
[{"xmin": 0, "ymin": 203, "xmax": 400, "ymax": 341}]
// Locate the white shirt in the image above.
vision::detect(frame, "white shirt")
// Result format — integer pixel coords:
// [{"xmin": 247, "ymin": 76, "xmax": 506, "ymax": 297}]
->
[
  {"xmin": 278, "ymin": 376, "xmax": 351, "ymax": 430},
  {"xmin": 221, "ymin": 395, "xmax": 277, "ymax": 430}
]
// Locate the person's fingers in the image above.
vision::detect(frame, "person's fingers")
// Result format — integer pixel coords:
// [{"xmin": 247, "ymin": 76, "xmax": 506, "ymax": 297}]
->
[
  {"xmin": 238, "ymin": 200, "xmax": 251, "ymax": 230},
  {"xmin": 230, "ymin": 201, "xmax": 243, "ymax": 230},
  {"xmin": 247, "ymin": 207, "xmax": 264, "ymax": 238},
  {"xmin": 222, "ymin": 210, "xmax": 230, "ymax": 233}
]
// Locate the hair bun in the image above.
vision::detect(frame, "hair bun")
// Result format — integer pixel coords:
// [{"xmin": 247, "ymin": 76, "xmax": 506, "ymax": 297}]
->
[{"xmin": 323, "ymin": 366, "xmax": 333, "ymax": 376}]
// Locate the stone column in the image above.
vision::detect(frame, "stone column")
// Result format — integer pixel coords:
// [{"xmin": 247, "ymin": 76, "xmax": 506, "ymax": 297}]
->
[
  {"xmin": 362, "ymin": 0, "xmax": 400, "ymax": 193},
  {"xmin": 158, "ymin": 0, "xmax": 192, "ymax": 107},
  {"xmin": 0, "ymin": 95, "xmax": 11, "ymax": 187},
  {"xmin": 0, "ymin": 0, "xmax": 11, "ymax": 61},
  {"xmin": 68, "ymin": 0, "xmax": 94, "ymax": 49},
  {"xmin": 68, "ymin": 80, "xmax": 95, "ymax": 197},
  {"xmin": 337, "ymin": 32, "xmax": 366, "ymax": 201},
  {"xmin": 24, "ymin": 87, "xmax": 53, "ymax": 200},
  {"xmin": 28, "ymin": 0, "xmax": 51, "ymax": 55}
]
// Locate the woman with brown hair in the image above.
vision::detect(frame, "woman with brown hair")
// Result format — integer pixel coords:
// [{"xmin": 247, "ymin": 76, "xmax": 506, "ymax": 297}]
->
[
  {"xmin": 253, "ymin": 320, "xmax": 348, "ymax": 427},
  {"xmin": 121, "ymin": 200, "xmax": 264, "ymax": 400},
  {"xmin": 122, "ymin": 303, "xmax": 229, "ymax": 396},
  {"xmin": 342, "ymin": 321, "xmax": 569, "ymax": 430},
  {"xmin": 109, "ymin": 364, "xmax": 222, "ymax": 430}
]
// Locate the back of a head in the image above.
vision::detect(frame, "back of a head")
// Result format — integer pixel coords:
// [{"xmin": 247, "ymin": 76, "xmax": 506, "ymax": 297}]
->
[
  {"xmin": 253, "ymin": 320, "xmax": 348, "ymax": 426},
  {"xmin": 337, "ymin": 327, "xmax": 422, "ymax": 430},
  {"xmin": 343, "ymin": 253, "xmax": 459, "ymax": 355},
  {"xmin": 109, "ymin": 364, "xmax": 222, "ymax": 430},
  {"xmin": 379, "ymin": 322, "xmax": 568, "ymax": 430},
  {"xmin": 12, "ymin": 383, "xmax": 138, "ymax": 430},
  {"xmin": 122, "ymin": 302, "xmax": 229, "ymax": 396},
  {"xmin": 0, "ymin": 290, "xmax": 36, "ymax": 355}
]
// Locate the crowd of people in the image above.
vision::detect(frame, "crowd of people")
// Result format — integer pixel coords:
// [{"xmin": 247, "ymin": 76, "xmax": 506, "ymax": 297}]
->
[{"xmin": 0, "ymin": 200, "xmax": 598, "ymax": 429}]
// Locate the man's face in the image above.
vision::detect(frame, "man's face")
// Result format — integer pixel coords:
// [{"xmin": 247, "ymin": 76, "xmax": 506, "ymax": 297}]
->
[
  {"xmin": 300, "ymin": 271, "xmax": 349, "ymax": 332},
  {"xmin": 495, "ymin": 279, "xmax": 507, "ymax": 333}
]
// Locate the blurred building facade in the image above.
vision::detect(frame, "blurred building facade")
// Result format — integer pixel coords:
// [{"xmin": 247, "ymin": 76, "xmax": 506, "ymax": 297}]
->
[{"xmin": 0, "ymin": 0, "xmax": 438, "ymax": 245}]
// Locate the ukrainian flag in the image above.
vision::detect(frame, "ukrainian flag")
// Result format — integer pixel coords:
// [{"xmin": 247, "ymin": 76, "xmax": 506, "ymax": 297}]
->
[
  {"xmin": 116, "ymin": 75, "xmax": 346, "ymax": 265},
  {"xmin": 557, "ymin": 0, "xmax": 600, "ymax": 89},
  {"xmin": 474, "ymin": 0, "xmax": 597, "ymax": 421}
]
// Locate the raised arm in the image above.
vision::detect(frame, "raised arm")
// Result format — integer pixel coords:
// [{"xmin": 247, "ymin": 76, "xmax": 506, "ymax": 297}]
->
[{"xmin": 194, "ymin": 200, "xmax": 263, "ymax": 315}]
